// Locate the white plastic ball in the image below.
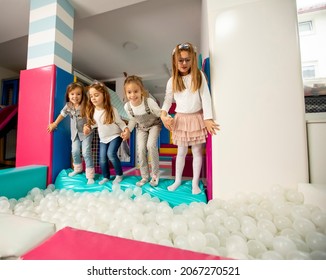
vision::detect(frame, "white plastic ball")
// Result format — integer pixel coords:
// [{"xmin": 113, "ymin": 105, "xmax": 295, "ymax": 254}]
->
[
  {"xmin": 273, "ymin": 215, "xmax": 292, "ymax": 231},
  {"xmin": 293, "ymin": 217, "xmax": 316, "ymax": 237},
  {"xmin": 272, "ymin": 236, "xmax": 296, "ymax": 256},
  {"xmin": 226, "ymin": 235, "xmax": 248, "ymax": 255},
  {"xmin": 286, "ymin": 250, "xmax": 311, "ymax": 260},
  {"xmin": 247, "ymin": 240, "xmax": 267, "ymax": 258},
  {"xmin": 171, "ymin": 218, "xmax": 188, "ymax": 236},
  {"xmin": 223, "ymin": 216, "xmax": 240, "ymax": 233},
  {"xmin": 187, "ymin": 230, "xmax": 207, "ymax": 251},
  {"xmin": 260, "ymin": 250, "xmax": 284, "ymax": 260},
  {"xmin": 205, "ymin": 232, "xmax": 220, "ymax": 248},
  {"xmin": 310, "ymin": 250, "xmax": 326, "ymax": 260},
  {"xmin": 305, "ymin": 231, "xmax": 326, "ymax": 251}
]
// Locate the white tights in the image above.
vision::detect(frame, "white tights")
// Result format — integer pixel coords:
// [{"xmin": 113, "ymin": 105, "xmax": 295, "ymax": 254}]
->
[{"xmin": 168, "ymin": 144, "xmax": 203, "ymax": 194}]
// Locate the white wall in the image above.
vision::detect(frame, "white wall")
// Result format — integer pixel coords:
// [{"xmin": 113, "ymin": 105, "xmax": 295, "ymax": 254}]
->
[
  {"xmin": 200, "ymin": 0, "xmax": 210, "ymax": 58},
  {"xmin": 205, "ymin": 0, "xmax": 309, "ymax": 199}
]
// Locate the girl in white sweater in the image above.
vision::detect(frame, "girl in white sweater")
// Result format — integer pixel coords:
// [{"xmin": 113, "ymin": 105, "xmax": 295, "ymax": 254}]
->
[
  {"xmin": 161, "ymin": 42, "xmax": 219, "ymax": 194},
  {"xmin": 84, "ymin": 81, "xmax": 130, "ymax": 185}
]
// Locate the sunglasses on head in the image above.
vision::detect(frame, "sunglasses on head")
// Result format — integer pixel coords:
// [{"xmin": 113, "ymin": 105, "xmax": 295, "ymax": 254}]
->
[
  {"xmin": 178, "ymin": 43, "xmax": 191, "ymax": 50},
  {"xmin": 172, "ymin": 43, "xmax": 197, "ymax": 55}
]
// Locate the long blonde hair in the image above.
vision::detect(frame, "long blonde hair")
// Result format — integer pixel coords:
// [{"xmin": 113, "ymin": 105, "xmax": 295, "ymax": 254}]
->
[
  {"xmin": 85, "ymin": 81, "xmax": 115, "ymax": 125},
  {"xmin": 171, "ymin": 42, "xmax": 202, "ymax": 93}
]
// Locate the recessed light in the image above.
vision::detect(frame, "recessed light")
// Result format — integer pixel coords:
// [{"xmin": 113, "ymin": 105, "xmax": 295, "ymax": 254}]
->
[{"xmin": 123, "ymin": 41, "xmax": 138, "ymax": 51}]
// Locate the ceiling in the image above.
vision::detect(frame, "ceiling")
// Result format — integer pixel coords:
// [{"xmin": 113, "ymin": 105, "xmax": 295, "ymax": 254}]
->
[{"xmin": 0, "ymin": 0, "xmax": 202, "ymax": 96}]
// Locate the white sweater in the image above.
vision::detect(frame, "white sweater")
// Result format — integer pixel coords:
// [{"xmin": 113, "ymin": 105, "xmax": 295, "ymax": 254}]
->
[
  {"xmin": 161, "ymin": 71, "xmax": 214, "ymax": 120},
  {"xmin": 93, "ymin": 107, "xmax": 127, "ymax": 143}
]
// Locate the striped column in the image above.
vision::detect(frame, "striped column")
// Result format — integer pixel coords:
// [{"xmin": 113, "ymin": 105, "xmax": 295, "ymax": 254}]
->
[{"xmin": 27, "ymin": 0, "xmax": 74, "ymax": 73}]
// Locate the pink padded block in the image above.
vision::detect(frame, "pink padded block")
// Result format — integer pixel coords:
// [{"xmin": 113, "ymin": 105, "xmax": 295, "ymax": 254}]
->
[
  {"xmin": 206, "ymin": 134, "xmax": 212, "ymax": 201},
  {"xmin": 22, "ymin": 227, "xmax": 227, "ymax": 260},
  {"xmin": 16, "ymin": 65, "xmax": 56, "ymax": 182}
]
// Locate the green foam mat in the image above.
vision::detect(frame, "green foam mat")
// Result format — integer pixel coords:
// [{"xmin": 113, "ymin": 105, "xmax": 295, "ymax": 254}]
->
[
  {"xmin": 0, "ymin": 165, "xmax": 47, "ymax": 199},
  {"xmin": 54, "ymin": 169, "xmax": 207, "ymax": 207}
]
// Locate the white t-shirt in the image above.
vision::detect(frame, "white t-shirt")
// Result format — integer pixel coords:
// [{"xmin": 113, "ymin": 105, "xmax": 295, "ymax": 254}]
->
[
  {"xmin": 93, "ymin": 107, "xmax": 127, "ymax": 143},
  {"xmin": 161, "ymin": 71, "xmax": 214, "ymax": 120},
  {"xmin": 124, "ymin": 97, "xmax": 161, "ymax": 131}
]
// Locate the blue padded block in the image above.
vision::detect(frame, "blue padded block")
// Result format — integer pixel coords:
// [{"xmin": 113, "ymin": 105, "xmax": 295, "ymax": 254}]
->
[
  {"xmin": 52, "ymin": 67, "xmax": 74, "ymax": 182},
  {"xmin": 55, "ymin": 169, "xmax": 207, "ymax": 207},
  {"xmin": 0, "ymin": 165, "xmax": 47, "ymax": 199}
]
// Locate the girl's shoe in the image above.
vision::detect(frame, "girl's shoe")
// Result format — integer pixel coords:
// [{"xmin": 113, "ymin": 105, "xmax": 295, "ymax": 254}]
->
[
  {"xmin": 113, "ymin": 175, "xmax": 123, "ymax": 184},
  {"xmin": 68, "ymin": 170, "xmax": 82, "ymax": 177},
  {"xmin": 87, "ymin": 178, "xmax": 95, "ymax": 185},
  {"xmin": 149, "ymin": 175, "xmax": 159, "ymax": 187},
  {"xmin": 136, "ymin": 178, "xmax": 148, "ymax": 187},
  {"xmin": 99, "ymin": 178, "xmax": 109, "ymax": 185}
]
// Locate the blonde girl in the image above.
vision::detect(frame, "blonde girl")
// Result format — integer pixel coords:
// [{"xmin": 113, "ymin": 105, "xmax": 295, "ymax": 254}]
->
[
  {"xmin": 123, "ymin": 75, "xmax": 162, "ymax": 187},
  {"xmin": 161, "ymin": 42, "xmax": 219, "ymax": 194},
  {"xmin": 47, "ymin": 82, "xmax": 95, "ymax": 184}
]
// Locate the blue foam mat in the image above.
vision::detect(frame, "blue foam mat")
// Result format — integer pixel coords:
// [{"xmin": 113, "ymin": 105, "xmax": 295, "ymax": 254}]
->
[{"xmin": 54, "ymin": 169, "xmax": 207, "ymax": 207}]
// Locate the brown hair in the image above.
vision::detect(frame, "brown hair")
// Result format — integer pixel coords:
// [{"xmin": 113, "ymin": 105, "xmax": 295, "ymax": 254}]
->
[
  {"xmin": 65, "ymin": 82, "xmax": 87, "ymax": 117},
  {"xmin": 124, "ymin": 75, "xmax": 149, "ymax": 98},
  {"xmin": 171, "ymin": 42, "xmax": 202, "ymax": 93},
  {"xmin": 85, "ymin": 81, "xmax": 115, "ymax": 125}
]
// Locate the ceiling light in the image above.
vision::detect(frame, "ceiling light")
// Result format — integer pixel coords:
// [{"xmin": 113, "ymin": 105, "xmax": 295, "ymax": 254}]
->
[{"xmin": 123, "ymin": 41, "xmax": 138, "ymax": 51}]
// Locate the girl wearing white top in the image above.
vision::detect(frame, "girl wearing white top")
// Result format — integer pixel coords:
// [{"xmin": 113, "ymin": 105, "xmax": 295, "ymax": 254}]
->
[
  {"xmin": 161, "ymin": 42, "xmax": 219, "ymax": 194},
  {"xmin": 123, "ymin": 75, "xmax": 162, "ymax": 187},
  {"xmin": 84, "ymin": 81, "xmax": 130, "ymax": 185}
]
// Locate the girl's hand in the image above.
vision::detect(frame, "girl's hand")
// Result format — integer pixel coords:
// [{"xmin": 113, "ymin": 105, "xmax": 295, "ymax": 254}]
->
[
  {"xmin": 204, "ymin": 119, "xmax": 220, "ymax": 135},
  {"xmin": 83, "ymin": 125, "xmax": 91, "ymax": 135},
  {"xmin": 161, "ymin": 115, "xmax": 174, "ymax": 131},
  {"xmin": 121, "ymin": 128, "xmax": 130, "ymax": 141},
  {"xmin": 47, "ymin": 123, "xmax": 57, "ymax": 133}
]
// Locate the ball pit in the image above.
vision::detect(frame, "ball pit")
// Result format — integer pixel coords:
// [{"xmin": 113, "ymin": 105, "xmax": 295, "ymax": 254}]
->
[{"xmin": 0, "ymin": 184, "xmax": 325, "ymax": 260}]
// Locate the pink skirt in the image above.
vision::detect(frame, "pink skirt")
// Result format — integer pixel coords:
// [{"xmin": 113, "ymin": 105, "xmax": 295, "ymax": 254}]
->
[{"xmin": 172, "ymin": 110, "xmax": 207, "ymax": 146}]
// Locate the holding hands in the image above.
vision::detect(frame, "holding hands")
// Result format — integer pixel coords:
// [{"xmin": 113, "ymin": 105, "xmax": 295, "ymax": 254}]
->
[
  {"xmin": 83, "ymin": 124, "xmax": 91, "ymax": 136},
  {"xmin": 121, "ymin": 127, "xmax": 130, "ymax": 141},
  {"xmin": 161, "ymin": 115, "xmax": 174, "ymax": 131}
]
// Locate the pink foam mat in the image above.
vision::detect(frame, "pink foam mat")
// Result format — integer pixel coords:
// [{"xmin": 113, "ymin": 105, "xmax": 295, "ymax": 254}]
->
[{"xmin": 22, "ymin": 227, "xmax": 227, "ymax": 260}]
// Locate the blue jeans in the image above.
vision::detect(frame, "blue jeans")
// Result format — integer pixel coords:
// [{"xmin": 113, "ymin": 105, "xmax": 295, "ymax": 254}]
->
[
  {"xmin": 99, "ymin": 136, "xmax": 123, "ymax": 179},
  {"xmin": 71, "ymin": 134, "xmax": 94, "ymax": 168}
]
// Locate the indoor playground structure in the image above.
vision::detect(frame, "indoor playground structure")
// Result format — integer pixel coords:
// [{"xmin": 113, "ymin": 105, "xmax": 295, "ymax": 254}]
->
[
  {"xmin": 0, "ymin": 59, "xmax": 212, "ymax": 208},
  {"xmin": 1, "ymin": 0, "xmax": 326, "ymax": 261},
  {"xmin": 1, "ymin": 65, "xmax": 326, "ymax": 261},
  {"xmin": 0, "ymin": 64, "xmax": 214, "ymax": 260}
]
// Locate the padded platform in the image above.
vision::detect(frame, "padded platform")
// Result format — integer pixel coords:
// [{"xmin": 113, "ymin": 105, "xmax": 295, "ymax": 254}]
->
[
  {"xmin": 22, "ymin": 226, "xmax": 226, "ymax": 260},
  {"xmin": 0, "ymin": 213, "xmax": 55, "ymax": 259},
  {"xmin": 54, "ymin": 169, "xmax": 207, "ymax": 207},
  {"xmin": 0, "ymin": 165, "xmax": 47, "ymax": 199}
]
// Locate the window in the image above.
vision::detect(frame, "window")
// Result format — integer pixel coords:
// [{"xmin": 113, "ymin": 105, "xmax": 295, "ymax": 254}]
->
[
  {"xmin": 298, "ymin": 20, "xmax": 313, "ymax": 34},
  {"xmin": 302, "ymin": 65, "xmax": 316, "ymax": 79}
]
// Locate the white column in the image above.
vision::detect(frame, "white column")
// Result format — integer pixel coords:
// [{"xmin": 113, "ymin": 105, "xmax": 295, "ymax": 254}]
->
[
  {"xmin": 27, "ymin": 0, "xmax": 74, "ymax": 73},
  {"xmin": 206, "ymin": 0, "xmax": 309, "ymax": 199}
]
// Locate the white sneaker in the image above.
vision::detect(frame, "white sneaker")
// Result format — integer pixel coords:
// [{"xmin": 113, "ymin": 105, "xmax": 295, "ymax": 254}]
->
[
  {"xmin": 87, "ymin": 178, "xmax": 95, "ymax": 185},
  {"xmin": 136, "ymin": 178, "xmax": 148, "ymax": 187},
  {"xmin": 68, "ymin": 171, "xmax": 81, "ymax": 177},
  {"xmin": 112, "ymin": 175, "xmax": 123, "ymax": 185},
  {"xmin": 99, "ymin": 178, "xmax": 109, "ymax": 185},
  {"xmin": 149, "ymin": 175, "xmax": 159, "ymax": 187}
]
